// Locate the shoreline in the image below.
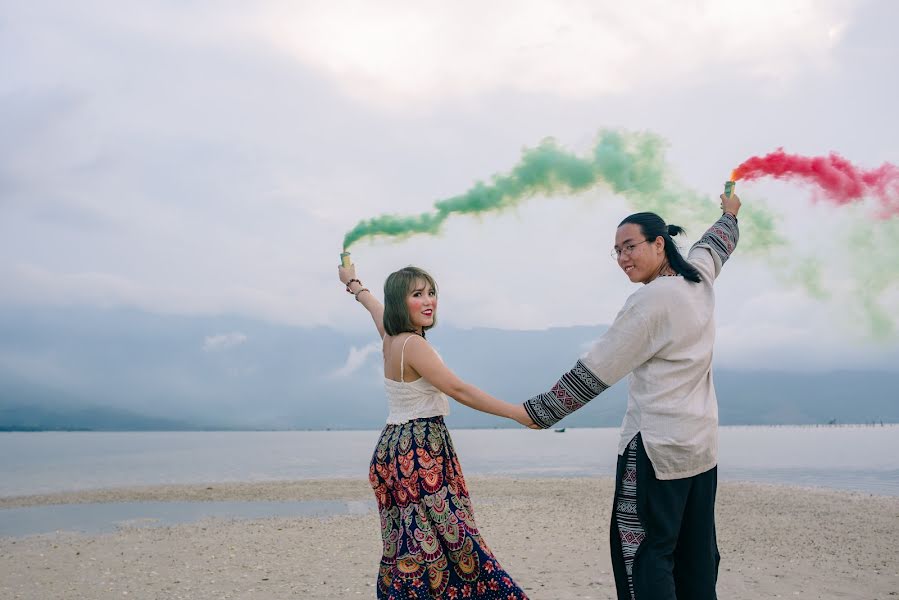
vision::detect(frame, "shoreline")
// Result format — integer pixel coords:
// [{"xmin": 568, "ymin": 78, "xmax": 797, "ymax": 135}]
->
[
  {"xmin": 2, "ymin": 478, "xmax": 897, "ymax": 599},
  {"xmin": 3, "ymin": 475, "xmax": 899, "ymax": 509},
  {"xmin": 2, "ymin": 422, "xmax": 896, "ymax": 433}
]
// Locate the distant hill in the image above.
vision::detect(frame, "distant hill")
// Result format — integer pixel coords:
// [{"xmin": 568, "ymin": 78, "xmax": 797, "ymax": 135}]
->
[
  {"xmin": 0, "ymin": 306, "xmax": 896, "ymax": 430},
  {"xmin": 0, "ymin": 404, "xmax": 195, "ymax": 432}
]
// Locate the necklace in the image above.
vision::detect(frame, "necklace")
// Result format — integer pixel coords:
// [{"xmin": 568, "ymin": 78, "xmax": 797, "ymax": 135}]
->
[{"xmin": 656, "ymin": 262, "xmax": 678, "ymax": 278}]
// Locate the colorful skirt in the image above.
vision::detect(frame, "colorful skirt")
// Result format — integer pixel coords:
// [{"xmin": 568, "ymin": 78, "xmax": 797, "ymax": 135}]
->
[{"xmin": 369, "ymin": 416, "xmax": 529, "ymax": 600}]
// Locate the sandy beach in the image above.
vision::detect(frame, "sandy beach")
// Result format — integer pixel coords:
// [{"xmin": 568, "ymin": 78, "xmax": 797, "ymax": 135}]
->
[{"xmin": 1, "ymin": 477, "xmax": 897, "ymax": 599}]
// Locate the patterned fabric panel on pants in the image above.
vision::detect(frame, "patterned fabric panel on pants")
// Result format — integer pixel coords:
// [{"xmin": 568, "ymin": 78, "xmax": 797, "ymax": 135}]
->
[
  {"xmin": 369, "ymin": 416, "xmax": 529, "ymax": 599},
  {"xmin": 615, "ymin": 435, "xmax": 645, "ymax": 600}
]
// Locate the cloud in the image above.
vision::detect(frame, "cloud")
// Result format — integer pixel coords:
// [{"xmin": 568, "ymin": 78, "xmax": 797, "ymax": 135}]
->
[
  {"xmin": 260, "ymin": 0, "xmax": 851, "ymax": 108},
  {"xmin": 1, "ymin": 0, "xmax": 896, "ymax": 371},
  {"xmin": 1, "ymin": 263, "xmax": 149, "ymax": 309},
  {"xmin": 331, "ymin": 341, "xmax": 381, "ymax": 378},
  {"xmin": 0, "ymin": 262, "xmax": 307, "ymax": 325},
  {"xmin": 202, "ymin": 332, "xmax": 248, "ymax": 352}
]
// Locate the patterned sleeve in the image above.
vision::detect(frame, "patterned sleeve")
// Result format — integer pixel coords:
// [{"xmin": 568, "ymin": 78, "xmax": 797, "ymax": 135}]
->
[
  {"xmin": 691, "ymin": 212, "xmax": 739, "ymax": 266},
  {"xmin": 523, "ymin": 359, "xmax": 610, "ymax": 429},
  {"xmin": 523, "ymin": 297, "xmax": 657, "ymax": 429}
]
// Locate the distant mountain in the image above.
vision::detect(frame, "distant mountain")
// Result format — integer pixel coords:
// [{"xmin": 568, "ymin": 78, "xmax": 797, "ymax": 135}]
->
[
  {"xmin": 0, "ymin": 404, "xmax": 195, "ymax": 432},
  {"xmin": 0, "ymin": 306, "xmax": 896, "ymax": 430}
]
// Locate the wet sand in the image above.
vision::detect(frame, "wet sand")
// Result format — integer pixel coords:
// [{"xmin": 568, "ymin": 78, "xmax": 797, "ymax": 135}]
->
[{"xmin": 1, "ymin": 477, "xmax": 897, "ymax": 599}]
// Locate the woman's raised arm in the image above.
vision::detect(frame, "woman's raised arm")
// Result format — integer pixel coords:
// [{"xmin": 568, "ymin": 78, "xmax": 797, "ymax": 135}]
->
[{"xmin": 338, "ymin": 264, "xmax": 386, "ymax": 339}]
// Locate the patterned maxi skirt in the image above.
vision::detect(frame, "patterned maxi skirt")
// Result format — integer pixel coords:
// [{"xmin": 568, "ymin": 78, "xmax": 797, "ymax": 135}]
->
[{"xmin": 369, "ymin": 416, "xmax": 529, "ymax": 600}]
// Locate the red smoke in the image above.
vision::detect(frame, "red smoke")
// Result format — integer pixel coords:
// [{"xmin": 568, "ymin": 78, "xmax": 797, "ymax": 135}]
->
[{"xmin": 731, "ymin": 149, "xmax": 899, "ymax": 216}]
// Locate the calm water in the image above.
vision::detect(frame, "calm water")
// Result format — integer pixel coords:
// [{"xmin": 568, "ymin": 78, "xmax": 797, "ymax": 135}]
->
[{"xmin": 2, "ymin": 425, "xmax": 897, "ymax": 497}]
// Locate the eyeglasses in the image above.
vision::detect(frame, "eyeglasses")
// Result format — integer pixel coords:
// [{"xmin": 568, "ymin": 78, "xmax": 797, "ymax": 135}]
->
[{"xmin": 610, "ymin": 240, "xmax": 649, "ymax": 259}]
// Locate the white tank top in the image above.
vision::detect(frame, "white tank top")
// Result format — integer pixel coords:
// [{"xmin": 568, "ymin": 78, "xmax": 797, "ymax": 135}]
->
[{"xmin": 384, "ymin": 335, "xmax": 450, "ymax": 424}]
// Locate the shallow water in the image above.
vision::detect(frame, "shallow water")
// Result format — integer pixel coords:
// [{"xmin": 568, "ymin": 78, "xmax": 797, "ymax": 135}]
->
[
  {"xmin": 0, "ymin": 499, "xmax": 375, "ymax": 537},
  {"xmin": 1, "ymin": 425, "xmax": 896, "ymax": 497}
]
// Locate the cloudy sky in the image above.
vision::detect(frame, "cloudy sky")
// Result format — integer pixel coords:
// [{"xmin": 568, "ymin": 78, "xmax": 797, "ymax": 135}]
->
[{"xmin": 2, "ymin": 0, "xmax": 898, "ymax": 372}]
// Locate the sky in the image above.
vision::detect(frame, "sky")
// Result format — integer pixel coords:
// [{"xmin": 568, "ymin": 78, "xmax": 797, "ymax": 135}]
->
[{"xmin": 2, "ymin": 0, "xmax": 898, "ymax": 373}]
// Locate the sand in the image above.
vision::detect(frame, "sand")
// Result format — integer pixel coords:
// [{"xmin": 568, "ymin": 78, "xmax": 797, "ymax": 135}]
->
[{"xmin": 1, "ymin": 478, "xmax": 897, "ymax": 599}]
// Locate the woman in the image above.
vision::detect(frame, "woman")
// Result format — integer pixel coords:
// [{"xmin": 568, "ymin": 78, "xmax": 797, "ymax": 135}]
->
[
  {"xmin": 338, "ymin": 264, "xmax": 533, "ymax": 599},
  {"xmin": 521, "ymin": 192, "xmax": 742, "ymax": 600}
]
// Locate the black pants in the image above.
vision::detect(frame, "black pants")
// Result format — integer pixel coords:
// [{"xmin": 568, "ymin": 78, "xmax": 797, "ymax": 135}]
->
[{"xmin": 610, "ymin": 434, "xmax": 720, "ymax": 600}]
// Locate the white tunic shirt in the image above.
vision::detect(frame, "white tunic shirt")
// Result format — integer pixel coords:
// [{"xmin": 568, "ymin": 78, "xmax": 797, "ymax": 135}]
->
[
  {"xmin": 523, "ymin": 213, "xmax": 739, "ymax": 480},
  {"xmin": 583, "ymin": 244, "xmax": 722, "ymax": 479}
]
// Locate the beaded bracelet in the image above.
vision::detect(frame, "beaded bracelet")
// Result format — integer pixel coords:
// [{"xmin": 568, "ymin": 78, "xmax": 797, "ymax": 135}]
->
[
  {"xmin": 354, "ymin": 288, "xmax": 370, "ymax": 301},
  {"xmin": 345, "ymin": 278, "xmax": 362, "ymax": 293}
]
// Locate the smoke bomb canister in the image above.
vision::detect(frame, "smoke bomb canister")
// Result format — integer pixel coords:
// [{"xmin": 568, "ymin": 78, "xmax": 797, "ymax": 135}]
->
[
  {"xmin": 724, "ymin": 180, "xmax": 735, "ymax": 198},
  {"xmin": 340, "ymin": 252, "xmax": 352, "ymax": 268}
]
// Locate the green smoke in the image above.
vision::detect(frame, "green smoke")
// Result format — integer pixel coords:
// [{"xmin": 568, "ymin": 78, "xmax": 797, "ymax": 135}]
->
[
  {"xmin": 341, "ymin": 128, "xmax": 899, "ymax": 335},
  {"xmin": 846, "ymin": 217, "xmax": 899, "ymax": 338},
  {"xmin": 341, "ymin": 137, "xmax": 599, "ymax": 249},
  {"xmin": 793, "ymin": 258, "xmax": 829, "ymax": 301},
  {"xmin": 763, "ymin": 208, "xmax": 898, "ymax": 337},
  {"xmin": 342, "ymin": 129, "xmax": 782, "ymax": 252}
]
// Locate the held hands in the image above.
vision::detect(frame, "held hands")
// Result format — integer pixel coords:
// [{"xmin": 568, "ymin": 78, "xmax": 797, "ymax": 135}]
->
[
  {"xmin": 509, "ymin": 404, "xmax": 540, "ymax": 429},
  {"xmin": 720, "ymin": 193, "xmax": 741, "ymax": 218}
]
